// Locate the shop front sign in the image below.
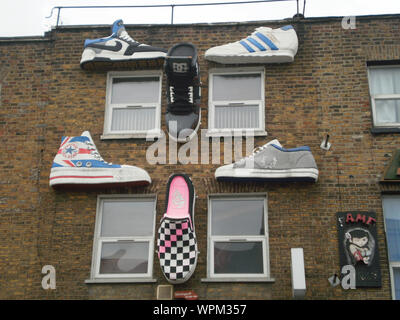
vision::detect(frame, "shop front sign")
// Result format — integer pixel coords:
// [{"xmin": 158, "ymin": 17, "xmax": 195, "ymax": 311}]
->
[{"xmin": 336, "ymin": 211, "xmax": 381, "ymax": 287}]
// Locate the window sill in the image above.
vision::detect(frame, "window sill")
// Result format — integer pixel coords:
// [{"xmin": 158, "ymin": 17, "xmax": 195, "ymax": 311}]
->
[
  {"xmin": 101, "ymin": 131, "xmax": 164, "ymax": 140},
  {"xmin": 205, "ymin": 130, "xmax": 268, "ymax": 138},
  {"xmin": 85, "ymin": 278, "xmax": 157, "ymax": 284},
  {"xmin": 371, "ymin": 127, "xmax": 400, "ymax": 134},
  {"xmin": 201, "ymin": 277, "xmax": 275, "ymax": 283}
]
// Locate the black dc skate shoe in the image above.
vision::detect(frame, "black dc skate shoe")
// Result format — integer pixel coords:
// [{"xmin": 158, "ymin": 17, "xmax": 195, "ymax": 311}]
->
[{"xmin": 164, "ymin": 43, "xmax": 201, "ymax": 143}]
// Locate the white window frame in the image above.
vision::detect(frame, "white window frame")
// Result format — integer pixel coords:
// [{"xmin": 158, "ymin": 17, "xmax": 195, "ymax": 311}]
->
[
  {"xmin": 389, "ymin": 262, "xmax": 400, "ymax": 300},
  {"xmin": 367, "ymin": 65, "xmax": 400, "ymax": 128},
  {"xmin": 206, "ymin": 193, "xmax": 271, "ymax": 281},
  {"xmin": 207, "ymin": 67, "xmax": 267, "ymax": 137},
  {"xmin": 101, "ymin": 70, "xmax": 163, "ymax": 140},
  {"xmin": 382, "ymin": 195, "xmax": 400, "ymax": 300},
  {"xmin": 89, "ymin": 194, "xmax": 157, "ymax": 282}
]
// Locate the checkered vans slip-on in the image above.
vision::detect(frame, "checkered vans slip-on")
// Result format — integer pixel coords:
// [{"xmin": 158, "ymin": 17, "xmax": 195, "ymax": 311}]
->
[{"xmin": 157, "ymin": 217, "xmax": 198, "ymax": 283}]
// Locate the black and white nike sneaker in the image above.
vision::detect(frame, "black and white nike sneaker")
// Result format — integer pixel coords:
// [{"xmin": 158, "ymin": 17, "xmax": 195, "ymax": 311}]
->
[
  {"xmin": 164, "ymin": 43, "xmax": 201, "ymax": 143},
  {"xmin": 80, "ymin": 19, "xmax": 167, "ymax": 70}
]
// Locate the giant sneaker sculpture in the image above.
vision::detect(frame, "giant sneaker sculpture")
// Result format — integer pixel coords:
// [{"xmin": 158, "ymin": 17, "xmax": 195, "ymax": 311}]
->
[
  {"xmin": 49, "ymin": 131, "xmax": 151, "ymax": 188},
  {"xmin": 215, "ymin": 139, "xmax": 318, "ymax": 182},
  {"xmin": 164, "ymin": 43, "xmax": 201, "ymax": 142},
  {"xmin": 205, "ymin": 25, "xmax": 298, "ymax": 64},
  {"xmin": 157, "ymin": 173, "xmax": 198, "ymax": 284},
  {"xmin": 80, "ymin": 19, "xmax": 167, "ymax": 70}
]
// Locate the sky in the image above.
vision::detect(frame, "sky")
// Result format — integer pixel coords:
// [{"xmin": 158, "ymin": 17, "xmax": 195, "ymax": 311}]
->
[{"xmin": 0, "ymin": 0, "xmax": 399, "ymax": 37}]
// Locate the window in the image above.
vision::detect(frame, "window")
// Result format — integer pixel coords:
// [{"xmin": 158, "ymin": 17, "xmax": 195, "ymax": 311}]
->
[
  {"xmin": 206, "ymin": 194, "xmax": 270, "ymax": 280},
  {"xmin": 89, "ymin": 195, "xmax": 157, "ymax": 281},
  {"xmin": 208, "ymin": 68, "xmax": 267, "ymax": 137},
  {"xmin": 102, "ymin": 71, "xmax": 162, "ymax": 139},
  {"xmin": 367, "ymin": 65, "xmax": 400, "ymax": 129},
  {"xmin": 382, "ymin": 195, "xmax": 400, "ymax": 300}
]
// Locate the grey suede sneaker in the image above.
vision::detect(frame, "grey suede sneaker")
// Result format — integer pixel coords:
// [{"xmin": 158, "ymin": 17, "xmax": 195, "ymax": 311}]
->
[{"xmin": 215, "ymin": 139, "xmax": 318, "ymax": 182}]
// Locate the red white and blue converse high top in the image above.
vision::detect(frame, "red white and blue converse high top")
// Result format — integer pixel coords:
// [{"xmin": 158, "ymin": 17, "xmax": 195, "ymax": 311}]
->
[{"xmin": 49, "ymin": 131, "xmax": 151, "ymax": 188}]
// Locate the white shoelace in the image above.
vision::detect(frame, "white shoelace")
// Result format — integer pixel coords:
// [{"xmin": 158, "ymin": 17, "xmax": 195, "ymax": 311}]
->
[
  {"xmin": 119, "ymin": 30, "xmax": 148, "ymax": 46},
  {"xmin": 237, "ymin": 144, "xmax": 269, "ymax": 164},
  {"xmin": 119, "ymin": 30, "xmax": 135, "ymax": 42},
  {"xmin": 85, "ymin": 141, "xmax": 112, "ymax": 165}
]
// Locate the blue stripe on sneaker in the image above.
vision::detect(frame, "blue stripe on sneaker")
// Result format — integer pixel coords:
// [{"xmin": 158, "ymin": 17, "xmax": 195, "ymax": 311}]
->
[
  {"xmin": 255, "ymin": 32, "xmax": 279, "ymax": 50},
  {"xmin": 239, "ymin": 40, "xmax": 255, "ymax": 53},
  {"xmin": 52, "ymin": 163, "xmax": 63, "ymax": 168},
  {"xmin": 281, "ymin": 25, "xmax": 293, "ymax": 31},
  {"xmin": 112, "ymin": 19, "xmax": 124, "ymax": 34},
  {"xmin": 272, "ymin": 144, "xmax": 311, "ymax": 152},
  {"xmin": 71, "ymin": 160, "xmax": 121, "ymax": 168},
  {"xmin": 246, "ymin": 37, "xmax": 266, "ymax": 51},
  {"xmin": 69, "ymin": 136, "xmax": 90, "ymax": 143},
  {"xmin": 84, "ymin": 35, "xmax": 115, "ymax": 48}
]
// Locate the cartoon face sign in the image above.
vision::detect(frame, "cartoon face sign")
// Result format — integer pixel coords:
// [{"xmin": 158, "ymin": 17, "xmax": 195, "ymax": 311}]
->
[
  {"xmin": 344, "ymin": 228, "xmax": 375, "ymax": 266},
  {"xmin": 336, "ymin": 211, "xmax": 382, "ymax": 287},
  {"xmin": 352, "ymin": 236, "xmax": 368, "ymax": 248}
]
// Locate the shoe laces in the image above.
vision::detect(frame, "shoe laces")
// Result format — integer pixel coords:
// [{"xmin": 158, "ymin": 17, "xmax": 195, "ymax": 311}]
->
[
  {"xmin": 85, "ymin": 141, "xmax": 113, "ymax": 165},
  {"xmin": 168, "ymin": 81, "xmax": 195, "ymax": 114},
  {"xmin": 119, "ymin": 30, "xmax": 136, "ymax": 43},
  {"xmin": 237, "ymin": 144, "xmax": 269, "ymax": 164},
  {"xmin": 118, "ymin": 29, "xmax": 147, "ymax": 46},
  {"xmin": 170, "ymin": 84, "xmax": 193, "ymax": 104},
  {"xmin": 252, "ymin": 27, "xmax": 278, "ymax": 42}
]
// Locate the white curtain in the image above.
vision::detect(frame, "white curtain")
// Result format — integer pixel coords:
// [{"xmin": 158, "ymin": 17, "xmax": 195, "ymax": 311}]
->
[
  {"xmin": 100, "ymin": 242, "xmax": 149, "ymax": 274},
  {"xmin": 101, "ymin": 200, "xmax": 155, "ymax": 237},
  {"xmin": 394, "ymin": 268, "xmax": 400, "ymax": 300},
  {"xmin": 382, "ymin": 196, "xmax": 400, "ymax": 299},
  {"xmin": 111, "ymin": 77, "xmax": 160, "ymax": 104},
  {"xmin": 369, "ymin": 67, "xmax": 400, "ymax": 123},
  {"xmin": 214, "ymin": 105, "xmax": 259, "ymax": 129},
  {"xmin": 111, "ymin": 107, "xmax": 156, "ymax": 131},
  {"xmin": 383, "ymin": 196, "xmax": 400, "ymax": 262},
  {"xmin": 213, "ymin": 74, "xmax": 261, "ymax": 101},
  {"xmin": 375, "ymin": 100, "xmax": 400, "ymax": 123},
  {"xmin": 212, "ymin": 73, "xmax": 262, "ymax": 128}
]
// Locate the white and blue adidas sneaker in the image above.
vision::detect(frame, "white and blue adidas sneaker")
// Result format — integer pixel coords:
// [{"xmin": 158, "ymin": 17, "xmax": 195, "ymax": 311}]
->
[
  {"xmin": 80, "ymin": 19, "xmax": 167, "ymax": 69},
  {"xmin": 205, "ymin": 25, "xmax": 298, "ymax": 64},
  {"xmin": 49, "ymin": 131, "xmax": 151, "ymax": 188}
]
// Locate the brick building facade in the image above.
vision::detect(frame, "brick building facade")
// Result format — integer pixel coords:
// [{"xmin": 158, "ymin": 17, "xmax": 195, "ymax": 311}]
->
[{"xmin": 0, "ymin": 14, "xmax": 400, "ymax": 299}]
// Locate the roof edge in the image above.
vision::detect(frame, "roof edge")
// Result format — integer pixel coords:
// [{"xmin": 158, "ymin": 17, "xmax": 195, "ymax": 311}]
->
[
  {"xmin": 0, "ymin": 13, "xmax": 399, "ymax": 42},
  {"xmin": 53, "ymin": 13, "xmax": 400, "ymax": 31}
]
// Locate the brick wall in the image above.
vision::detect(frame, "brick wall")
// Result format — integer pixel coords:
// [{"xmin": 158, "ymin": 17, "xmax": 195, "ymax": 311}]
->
[{"xmin": 0, "ymin": 15, "xmax": 399, "ymax": 299}]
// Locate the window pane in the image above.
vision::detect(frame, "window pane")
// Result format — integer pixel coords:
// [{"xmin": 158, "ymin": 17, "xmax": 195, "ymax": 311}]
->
[
  {"xmin": 214, "ymin": 242, "xmax": 263, "ymax": 274},
  {"xmin": 383, "ymin": 197, "xmax": 400, "ymax": 261},
  {"xmin": 369, "ymin": 67, "xmax": 400, "ymax": 95},
  {"xmin": 111, "ymin": 107, "xmax": 156, "ymax": 131},
  {"xmin": 394, "ymin": 267, "xmax": 400, "ymax": 300},
  {"xmin": 213, "ymin": 74, "xmax": 262, "ymax": 101},
  {"xmin": 375, "ymin": 99, "xmax": 400, "ymax": 124},
  {"xmin": 101, "ymin": 199, "xmax": 155, "ymax": 237},
  {"xmin": 99, "ymin": 242, "xmax": 149, "ymax": 274},
  {"xmin": 211, "ymin": 198, "xmax": 265, "ymax": 236},
  {"xmin": 214, "ymin": 104, "xmax": 259, "ymax": 129},
  {"xmin": 111, "ymin": 77, "xmax": 160, "ymax": 104}
]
